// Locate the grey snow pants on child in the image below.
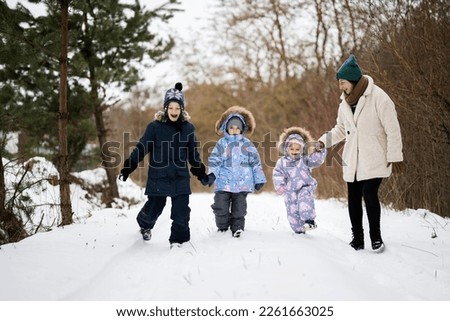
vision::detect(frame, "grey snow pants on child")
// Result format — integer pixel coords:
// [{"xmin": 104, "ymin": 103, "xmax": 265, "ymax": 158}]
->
[{"xmin": 211, "ymin": 191, "xmax": 248, "ymax": 233}]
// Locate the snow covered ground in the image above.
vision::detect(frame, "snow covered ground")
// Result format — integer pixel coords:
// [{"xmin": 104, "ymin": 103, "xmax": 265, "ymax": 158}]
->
[
  {"xmin": 1, "ymin": 193, "xmax": 449, "ymax": 300},
  {"xmin": 0, "ymin": 158, "xmax": 449, "ymax": 320}
]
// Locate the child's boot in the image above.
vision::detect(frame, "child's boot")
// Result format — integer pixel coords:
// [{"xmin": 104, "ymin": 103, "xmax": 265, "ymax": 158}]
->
[
  {"xmin": 232, "ymin": 229, "xmax": 243, "ymax": 238},
  {"xmin": 140, "ymin": 228, "xmax": 152, "ymax": 241},
  {"xmin": 304, "ymin": 220, "xmax": 317, "ymax": 231}
]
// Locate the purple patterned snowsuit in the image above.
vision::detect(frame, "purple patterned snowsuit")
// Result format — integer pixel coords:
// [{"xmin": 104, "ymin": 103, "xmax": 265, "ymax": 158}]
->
[{"xmin": 272, "ymin": 134, "xmax": 327, "ymax": 233}]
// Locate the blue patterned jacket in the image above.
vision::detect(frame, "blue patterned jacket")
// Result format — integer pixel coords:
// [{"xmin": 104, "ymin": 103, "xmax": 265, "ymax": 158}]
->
[{"xmin": 208, "ymin": 113, "xmax": 266, "ymax": 193}]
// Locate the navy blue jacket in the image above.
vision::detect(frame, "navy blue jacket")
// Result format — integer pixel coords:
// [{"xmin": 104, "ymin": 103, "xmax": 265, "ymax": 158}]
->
[{"xmin": 128, "ymin": 111, "xmax": 202, "ymax": 196}]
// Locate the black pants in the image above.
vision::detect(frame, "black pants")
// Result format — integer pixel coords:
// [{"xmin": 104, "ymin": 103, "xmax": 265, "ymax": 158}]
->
[
  {"xmin": 211, "ymin": 191, "xmax": 248, "ymax": 232},
  {"xmin": 136, "ymin": 194, "xmax": 191, "ymax": 244},
  {"xmin": 347, "ymin": 178, "xmax": 383, "ymax": 241}
]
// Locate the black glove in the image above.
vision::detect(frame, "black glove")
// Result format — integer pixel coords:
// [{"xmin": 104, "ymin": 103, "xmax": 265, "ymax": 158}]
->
[
  {"xmin": 255, "ymin": 183, "xmax": 264, "ymax": 191},
  {"xmin": 201, "ymin": 173, "xmax": 216, "ymax": 187},
  {"xmin": 190, "ymin": 163, "xmax": 208, "ymax": 182},
  {"xmin": 119, "ymin": 158, "xmax": 138, "ymax": 182}
]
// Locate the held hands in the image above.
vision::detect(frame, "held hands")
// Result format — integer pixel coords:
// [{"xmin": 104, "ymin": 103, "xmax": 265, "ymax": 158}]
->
[
  {"xmin": 201, "ymin": 173, "xmax": 216, "ymax": 187},
  {"xmin": 315, "ymin": 141, "xmax": 325, "ymax": 152},
  {"xmin": 190, "ymin": 163, "xmax": 208, "ymax": 182},
  {"xmin": 119, "ymin": 159, "xmax": 138, "ymax": 182},
  {"xmin": 305, "ymin": 141, "xmax": 325, "ymax": 154}
]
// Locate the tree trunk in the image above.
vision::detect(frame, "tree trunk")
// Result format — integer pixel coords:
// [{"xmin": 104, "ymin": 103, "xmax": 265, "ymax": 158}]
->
[
  {"xmin": 58, "ymin": 0, "xmax": 73, "ymax": 225},
  {"xmin": 83, "ymin": 15, "xmax": 119, "ymax": 206},
  {"xmin": 94, "ymin": 102, "xmax": 119, "ymax": 205}
]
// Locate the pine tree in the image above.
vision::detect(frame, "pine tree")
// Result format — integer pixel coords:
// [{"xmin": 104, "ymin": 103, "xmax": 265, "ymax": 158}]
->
[
  {"xmin": 1, "ymin": 0, "xmax": 179, "ymax": 205},
  {"xmin": 57, "ymin": 0, "xmax": 178, "ymax": 204}
]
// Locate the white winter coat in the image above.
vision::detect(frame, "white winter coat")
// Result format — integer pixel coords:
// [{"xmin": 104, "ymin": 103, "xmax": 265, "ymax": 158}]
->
[{"xmin": 319, "ymin": 76, "xmax": 403, "ymax": 182}]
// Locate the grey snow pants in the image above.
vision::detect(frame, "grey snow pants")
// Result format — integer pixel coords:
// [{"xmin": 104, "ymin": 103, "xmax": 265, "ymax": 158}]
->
[{"xmin": 211, "ymin": 191, "xmax": 248, "ymax": 233}]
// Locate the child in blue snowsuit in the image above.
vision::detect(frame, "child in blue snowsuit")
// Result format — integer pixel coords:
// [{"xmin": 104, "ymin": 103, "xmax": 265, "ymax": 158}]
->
[
  {"xmin": 202, "ymin": 106, "xmax": 266, "ymax": 238},
  {"xmin": 273, "ymin": 127, "xmax": 326, "ymax": 234}
]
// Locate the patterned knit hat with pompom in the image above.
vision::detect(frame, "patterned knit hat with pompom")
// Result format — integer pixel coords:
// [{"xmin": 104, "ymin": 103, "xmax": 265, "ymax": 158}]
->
[{"xmin": 164, "ymin": 82, "xmax": 185, "ymax": 110}]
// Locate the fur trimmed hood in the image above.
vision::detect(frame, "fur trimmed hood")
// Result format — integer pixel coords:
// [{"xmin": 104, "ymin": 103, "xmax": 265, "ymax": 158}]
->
[
  {"xmin": 277, "ymin": 126, "xmax": 314, "ymax": 155},
  {"xmin": 215, "ymin": 106, "xmax": 256, "ymax": 136},
  {"xmin": 154, "ymin": 110, "xmax": 191, "ymax": 122}
]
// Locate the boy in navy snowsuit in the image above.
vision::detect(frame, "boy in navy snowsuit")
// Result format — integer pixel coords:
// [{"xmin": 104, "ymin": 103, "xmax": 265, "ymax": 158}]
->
[{"xmin": 119, "ymin": 83, "xmax": 208, "ymax": 247}]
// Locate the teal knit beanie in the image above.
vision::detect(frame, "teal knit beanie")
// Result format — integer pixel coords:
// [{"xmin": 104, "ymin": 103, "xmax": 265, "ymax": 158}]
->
[{"xmin": 336, "ymin": 54, "xmax": 362, "ymax": 82}]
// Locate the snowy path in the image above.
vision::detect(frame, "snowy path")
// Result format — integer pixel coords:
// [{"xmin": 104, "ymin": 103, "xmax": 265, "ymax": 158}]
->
[{"xmin": 0, "ymin": 193, "xmax": 449, "ymax": 301}]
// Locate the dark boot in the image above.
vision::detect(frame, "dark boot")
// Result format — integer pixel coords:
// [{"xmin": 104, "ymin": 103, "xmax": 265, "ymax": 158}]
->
[
  {"xmin": 370, "ymin": 229, "xmax": 384, "ymax": 251},
  {"xmin": 349, "ymin": 228, "xmax": 364, "ymax": 250},
  {"xmin": 140, "ymin": 228, "xmax": 152, "ymax": 241}
]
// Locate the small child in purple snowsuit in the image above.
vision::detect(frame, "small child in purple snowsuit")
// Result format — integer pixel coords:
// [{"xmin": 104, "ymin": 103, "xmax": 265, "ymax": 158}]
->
[{"xmin": 272, "ymin": 127, "xmax": 327, "ymax": 234}]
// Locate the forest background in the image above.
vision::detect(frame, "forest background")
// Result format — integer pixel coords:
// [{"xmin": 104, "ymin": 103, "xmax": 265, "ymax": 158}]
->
[{"xmin": 0, "ymin": 0, "xmax": 449, "ymax": 245}]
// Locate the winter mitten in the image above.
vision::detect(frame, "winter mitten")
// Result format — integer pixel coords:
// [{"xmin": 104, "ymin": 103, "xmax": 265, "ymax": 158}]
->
[
  {"xmin": 190, "ymin": 163, "xmax": 208, "ymax": 181},
  {"xmin": 317, "ymin": 140, "xmax": 325, "ymax": 150},
  {"xmin": 314, "ymin": 141, "xmax": 324, "ymax": 151},
  {"xmin": 201, "ymin": 173, "xmax": 216, "ymax": 187},
  {"xmin": 254, "ymin": 183, "xmax": 264, "ymax": 191},
  {"xmin": 119, "ymin": 158, "xmax": 138, "ymax": 181}
]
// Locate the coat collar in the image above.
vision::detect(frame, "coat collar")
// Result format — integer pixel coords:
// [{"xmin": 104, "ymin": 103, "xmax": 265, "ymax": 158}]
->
[{"xmin": 339, "ymin": 75, "xmax": 374, "ymax": 125}]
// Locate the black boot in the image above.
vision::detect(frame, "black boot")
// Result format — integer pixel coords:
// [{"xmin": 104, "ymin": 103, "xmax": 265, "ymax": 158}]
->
[
  {"xmin": 140, "ymin": 228, "xmax": 152, "ymax": 241},
  {"xmin": 349, "ymin": 228, "xmax": 364, "ymax": 250},
  {"xmin": 370, "ymin": 229, "xmax": 384, "ymax": 252}
]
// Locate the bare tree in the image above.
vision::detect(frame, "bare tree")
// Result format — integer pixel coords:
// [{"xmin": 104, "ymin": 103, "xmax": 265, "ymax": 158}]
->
[
  {"xmin": 312, "ymin": 0, "xmax": 370, "ymax": 67},
  {"xmin": 355, "ymin": 0, "xmax": 450, "ymax": 216},
  {"xmin": 209, "ymin": 0, "xmax": 310, "ymax": 85},
  {"xmin": 174, "ymin": 0, "xmax": 449, "ymax": 217},
  {"xmin": 313, "ymin": 0, "xmax": 329, "ymax": 71}
]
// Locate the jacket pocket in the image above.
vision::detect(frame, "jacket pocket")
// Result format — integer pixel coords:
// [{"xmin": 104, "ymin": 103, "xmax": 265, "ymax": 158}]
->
[{"xmin": 361, "ymin": 134, "xmax": 386, "ymax": 171}]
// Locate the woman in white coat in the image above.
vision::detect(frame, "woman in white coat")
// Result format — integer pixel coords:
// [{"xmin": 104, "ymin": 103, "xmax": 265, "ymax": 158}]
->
[{"xmin": 318, "ymin": 54, "xmax": 403, "ymax": 252}]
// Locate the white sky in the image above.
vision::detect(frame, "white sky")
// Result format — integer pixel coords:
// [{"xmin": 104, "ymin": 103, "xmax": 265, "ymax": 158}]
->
[{"xmin": 141, "ymin": 0, "xmax": 214, "ymax": 89}]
